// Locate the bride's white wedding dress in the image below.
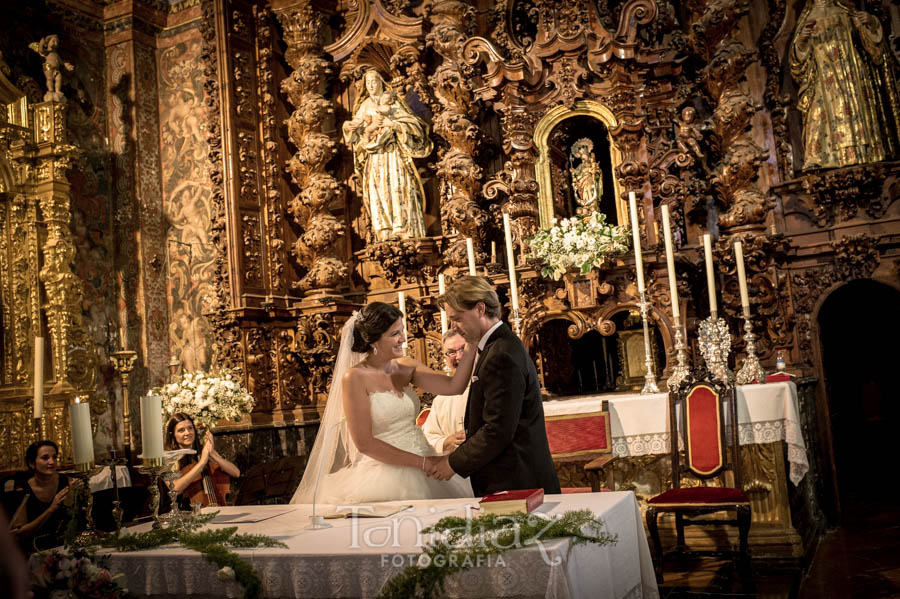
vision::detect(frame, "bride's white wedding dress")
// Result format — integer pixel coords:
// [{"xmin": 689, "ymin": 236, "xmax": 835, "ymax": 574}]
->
[{"xmin": 308, "ymin": 387, "xmax": 473, "ymax": 505}]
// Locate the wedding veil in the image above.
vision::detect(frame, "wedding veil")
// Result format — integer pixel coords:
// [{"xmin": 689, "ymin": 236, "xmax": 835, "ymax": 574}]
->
[{"xmin": 290, "ymin": 312, "xmax": 365, "ymax": 504}]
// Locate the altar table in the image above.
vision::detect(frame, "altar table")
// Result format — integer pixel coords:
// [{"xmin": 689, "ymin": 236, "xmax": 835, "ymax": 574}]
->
[
  {"xmin": 543, "ymin": 382, "xmax": 809, "ymax": 485},
  {"xmin": 105, "ymin": 491, "xmax": 658, "ymax": 599}
]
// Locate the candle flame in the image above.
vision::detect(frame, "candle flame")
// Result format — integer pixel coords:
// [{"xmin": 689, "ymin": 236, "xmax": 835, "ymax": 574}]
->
[{"xmin": 74, "ymin": 396, "xmax": 81, "ymax": 404}]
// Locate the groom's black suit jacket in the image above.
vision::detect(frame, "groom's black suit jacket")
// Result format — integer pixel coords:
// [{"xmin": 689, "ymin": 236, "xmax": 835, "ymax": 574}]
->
[{"xmin": 448, "ymin": 322, "xmax": 560, "ymax": 497}]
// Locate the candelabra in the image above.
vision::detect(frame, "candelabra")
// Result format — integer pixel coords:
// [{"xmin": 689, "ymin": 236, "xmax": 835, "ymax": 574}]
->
[
  {"xmin": 138, "ymin": 458, "xmax": 166, "ymax": 529},
  {"xmin": 697, "ymin": 315, "xmax": 735, "ymax": 385},
  {"xmin": 110, "ymin": 351, "xmax": 138, "ymax": 460},
  {"xmin": 103, "ymin": 449, "xmax": 126, "ymax": 534},
  {"xmin": 736, "ymin": 317, "xmax": 766, "ymax": 385},
  {"xmin": 666, "ymin": 315, "xmax": 691, "ymax": 391},
  {"xmin": 68, "ymin": 463, "xmax": 105, "ymax": 544},
  {"xmin": 638, "ymin": 292, "xmax": 660, "ymax": 394},
  {"xmin": 510, "ymin": 307, "xmax": 522, "ymax": 338}
]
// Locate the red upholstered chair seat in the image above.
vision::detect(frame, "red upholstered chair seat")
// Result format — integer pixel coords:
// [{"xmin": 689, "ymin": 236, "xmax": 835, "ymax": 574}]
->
[
  {"xmin": 647, "ymin": 486, "xmax": 749, "ymax": 506},
  {"xmin": 416, "ymin": 408, "xmax": 430, "ymax": 428}
]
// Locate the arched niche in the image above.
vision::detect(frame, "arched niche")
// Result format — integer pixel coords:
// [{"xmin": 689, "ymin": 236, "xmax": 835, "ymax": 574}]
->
[{"xmin": 533, "ymin": 101, "xmax": 624, "ymax": 229}]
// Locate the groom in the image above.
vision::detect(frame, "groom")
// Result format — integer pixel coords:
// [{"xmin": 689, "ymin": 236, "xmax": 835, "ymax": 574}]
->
[{"xmin": 432, "ymin": 276, "xmax": 560, "ymax": 496}]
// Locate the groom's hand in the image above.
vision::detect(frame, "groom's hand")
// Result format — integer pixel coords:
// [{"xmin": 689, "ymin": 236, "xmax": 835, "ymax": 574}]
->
[
  {"xmin": 430, "ymin": 455, "xmax": 456, "ymax": 481},
  {"xmin": 423, "ymin": 456, "xmax": 443, "ymax": 477}
]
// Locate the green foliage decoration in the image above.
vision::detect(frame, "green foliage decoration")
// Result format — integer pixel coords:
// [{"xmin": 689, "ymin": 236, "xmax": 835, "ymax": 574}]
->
[{"xmin": 377, "ymin": 509, "xmax": 618, "ymax": 599}]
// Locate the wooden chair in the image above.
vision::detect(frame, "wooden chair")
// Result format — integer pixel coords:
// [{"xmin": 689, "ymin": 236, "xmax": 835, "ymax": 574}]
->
[
  {"xmin": 645, "ymin": 367, "xmax": 751, "ymax": 582},
  {"xmin": 545, "ymin": 402, "xmax": 615, "ymax": 491}
]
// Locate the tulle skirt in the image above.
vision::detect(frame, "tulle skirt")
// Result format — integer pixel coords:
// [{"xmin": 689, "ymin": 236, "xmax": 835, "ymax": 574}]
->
[{"xmin": 317, "ymin": 455, "xmax": 473, "ymax": 505}]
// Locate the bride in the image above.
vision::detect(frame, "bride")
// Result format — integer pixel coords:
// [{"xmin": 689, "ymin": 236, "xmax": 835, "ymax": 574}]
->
[{"xmin": 290, "ymin": 302, "xmax": 474, "ymax": 504}]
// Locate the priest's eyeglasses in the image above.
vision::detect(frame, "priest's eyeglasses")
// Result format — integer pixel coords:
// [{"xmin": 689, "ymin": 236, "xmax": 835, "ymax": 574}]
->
[{"xmin": 443, "ymin": 347, "xmax": 465, "ymax": 358}]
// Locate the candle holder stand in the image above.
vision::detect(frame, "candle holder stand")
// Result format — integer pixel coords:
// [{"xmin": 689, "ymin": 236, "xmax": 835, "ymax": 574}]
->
[
  {"xmin": 138, "ymin": 458, "xmax": 167, "ymax": 529},
  {"xmin": 736, "ymin": 318, "xmax": 766, "ymax": 385},
  {"xmin": 110, "ymin": 351, "xmax": 138, "ymax": 462},
  {"xmin": 638, "ymin": 292, "xmax": 660, "ymax": 394},
  {"xmin": 667, "ymin": 315, "xmax": 691, "ymax": 392},
  {"xmin": 102, "ymin": 449, "xmax": 126, "ymax": 534},
  {"xmin": 160, "ymin": 466, "xmax": 186, "ymax": 528},
  {"xmin": 510, "ymin": 307, "xmax": 522, "ymax": 338},
  {"xmin": 697, "ymin": 315, "xmax": 735, "ymax": 385},
  {"xmin": 69, "ymin": 463, "xmax": 105, "ymax": 544}
]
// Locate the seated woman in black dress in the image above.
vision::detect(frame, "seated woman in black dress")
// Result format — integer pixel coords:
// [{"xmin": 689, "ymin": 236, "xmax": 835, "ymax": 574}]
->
[
  {"xmin": 165, "ymin": 413, "xmax": 240, "ymax": 507},
  {"xmin": 9, "ymin": 440, "xmax": 73, "ymax": 552}
]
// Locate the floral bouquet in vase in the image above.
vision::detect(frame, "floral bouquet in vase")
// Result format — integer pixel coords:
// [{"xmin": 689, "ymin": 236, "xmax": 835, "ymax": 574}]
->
[
  {"xmin": 527, "ymin": 211, "xmax": 630, "ymax": 280},
  {"xmin": 158, "ymin": 370, "xmax": 255, "ymax": 429}
]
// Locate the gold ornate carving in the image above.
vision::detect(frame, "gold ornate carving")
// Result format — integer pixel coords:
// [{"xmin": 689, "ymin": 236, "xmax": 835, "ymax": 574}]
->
[{"xmin": 277, "ymin": 1, "xmax": 348, "ymax": 295}]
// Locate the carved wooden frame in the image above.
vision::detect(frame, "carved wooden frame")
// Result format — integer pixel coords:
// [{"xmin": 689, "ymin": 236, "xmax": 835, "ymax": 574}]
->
[{"xmin": 533, "ymin": 100, "xmax": 625, "ymax": 228}]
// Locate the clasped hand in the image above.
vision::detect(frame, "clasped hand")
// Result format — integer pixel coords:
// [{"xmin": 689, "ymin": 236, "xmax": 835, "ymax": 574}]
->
[{"xmin": 423, "ymin": 455, "xmax": 456, "ymax": 481}]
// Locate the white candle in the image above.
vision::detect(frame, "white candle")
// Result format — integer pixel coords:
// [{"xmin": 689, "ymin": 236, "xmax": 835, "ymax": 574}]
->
[
  {"xmin": 33, "ymin": 336, "xmax": 44, "ymax": 419},
  {"xmin": 466, "ymin": 238, "xmax": 476, "ymax": 276},
  {"xmin": 438, "ymin": 275, "xmax": 448, "ymax": 335},
  {"xmin": 703, "ymin": 234, "xmax": 718, "ymax": 318},
  {"xmin": 734, "ymin": 241, "xmax": 750, "ymax": 319},
  {"xmin": 661, "ymin": 206, "xmax": 680, "ymax": 320},
  {"xmin": 490, "ymin": 241, "xmax": 497, "ymax": 264},
  {"xmin": 397, "ymin": 291, "xmax": 408, "ymax": 351},
  {"xmin": 139, "ymin": 394, "xmax": 163, "ymax": 461},
  {"xmin": 502, "ymin": 213, "xmax": 520, "ymax": 313},
  {"xmin": 628, "ymin": 192, "xmax": 645, "ymax": 293},
  {"xmin": 69, "ymin": 397, "xmax": 94, "ymax": 466}
]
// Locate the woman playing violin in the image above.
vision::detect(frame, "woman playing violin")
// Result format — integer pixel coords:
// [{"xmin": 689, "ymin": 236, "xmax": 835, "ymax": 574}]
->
[{"xmin": 165, "ymin": 413, "xmax": 240, "ymax": 507}]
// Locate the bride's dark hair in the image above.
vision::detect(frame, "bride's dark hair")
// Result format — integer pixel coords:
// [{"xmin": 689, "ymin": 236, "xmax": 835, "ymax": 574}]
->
[{"xmin": 351, "ymin": 302, "xmax": 403, "ymax": 353}]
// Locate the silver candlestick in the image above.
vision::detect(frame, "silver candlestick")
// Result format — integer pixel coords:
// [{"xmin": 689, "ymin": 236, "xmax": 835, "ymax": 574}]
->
[
  {"xmin": 736, "ymin": 316, "xmax": 766, "ymax": 385},
  {"xmin": 639, "ymin": 292, "xmax": 660, "ymax": 394},
  {"xmin": 667, "ymin": 315, "xmax": 690, "ymax": 391},
  {"xmin": 138, "ymin": 458, "xmax": 166, "ymax": 529},
  {"xmin": 698, "ymin": 315, "xmax": 735, "ymax": 385},
  {"xmin": 510, "ymin": 307, "xmax": 522, "ymax": 338}
]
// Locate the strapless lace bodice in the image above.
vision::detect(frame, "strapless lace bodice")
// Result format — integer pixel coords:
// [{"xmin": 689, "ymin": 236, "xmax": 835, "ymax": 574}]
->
[{"xmin": 358, "ymin": 387, "xmax": 433, "ymax": 460}]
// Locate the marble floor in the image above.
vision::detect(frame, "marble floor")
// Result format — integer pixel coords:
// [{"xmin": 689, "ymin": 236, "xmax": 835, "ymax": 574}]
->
[{"xmin": 657, "ymin": 496, "xmax": 900, "ymax": 599}]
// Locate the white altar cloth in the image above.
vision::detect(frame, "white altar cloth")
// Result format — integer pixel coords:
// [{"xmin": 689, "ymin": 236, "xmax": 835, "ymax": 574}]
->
[
  {"xmin": 105, "ymin": 491, "xmax": 658, "ymax": 599},
  {"xmin": 543, "ymin": 382, "xmax": 809, "ymax": 485}
]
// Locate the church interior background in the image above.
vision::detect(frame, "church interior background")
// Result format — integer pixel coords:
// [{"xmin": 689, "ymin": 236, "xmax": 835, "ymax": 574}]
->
[{"xmin": 1, "ymin": 0, "xmax": 899, "ymax": 587}]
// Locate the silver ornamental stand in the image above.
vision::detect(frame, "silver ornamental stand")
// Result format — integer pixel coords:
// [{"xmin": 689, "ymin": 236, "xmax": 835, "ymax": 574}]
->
[
  {"xmin": 697, "ymin": 315, "xmax": 735, "ymax": 385},
  {"xmin": 736, "ymin": 314, "xmax": 766, "ymax": 385},
  {"xmin": 639, "ymin": 292, "xmax": 660, "ymax": 394},
  {"xmin": 510, "ymin": 307, "xmax": 522, "ymax": 338},
  {"xmin": 666, "ymin": 315, "xmax": 690, "ymax": 391}
]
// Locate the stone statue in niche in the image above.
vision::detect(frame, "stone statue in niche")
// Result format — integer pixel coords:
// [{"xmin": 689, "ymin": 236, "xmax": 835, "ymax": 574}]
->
[
  {"xmin": 569, "ymin": 138, "xmax": 603, "ymax": 216},
  {"xmin": 790, "ymin": 0, "xmax": 900, "ymax": 170},
  {"xmin": 29, "ymin": 35, "xmax": 74, "ymax": 102},
  {"xmin": 342, "ymin": 69, "xmax": 433, "ymax": 242}
]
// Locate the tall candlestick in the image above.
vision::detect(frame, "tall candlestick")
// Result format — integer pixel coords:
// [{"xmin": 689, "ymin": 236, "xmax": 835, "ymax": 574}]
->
[
  {"xmin": 734, "ymin": 241, "xmax": 750, "ymax": 318},
  {"xmin": 438, "ymin": 275, "xmax": 448, "ymax": 335},
  {"xmin": 628, "ymin": 192, "xmax": 645, "ymax": 293},
  {"xmin": 660, "ymin": 206, "xmax": 680, "ymax": 320},
  {"xmin": 70, "ymin": 397, "xmax": 94, "ymax": 466},
  {"xmin": 139, "ymin": 394, "xmax": 163, "ymax": 461},
  {"xmin": 466, "ymin": 238, "xmax": 476, "ymax": 275},
  {"xmin": 502, "ymin": 213, "xmax": 520, "ymax": 313},
  {"xmin": 490, "ymin": 241, "xmax": 497, "ymax": 264},
  {"xmin": 33, "ymin": 336, "xmax": 44, "ymax": 419},
  {"xmin": 703, "ymin": 234, "xmax": 718, "ymax": 318}
]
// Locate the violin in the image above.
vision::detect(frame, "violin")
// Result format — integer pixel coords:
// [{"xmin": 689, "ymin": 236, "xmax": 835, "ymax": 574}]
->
[{"xmin": 181, "ymin": 459, "xmax": 230, "ymax": 507}]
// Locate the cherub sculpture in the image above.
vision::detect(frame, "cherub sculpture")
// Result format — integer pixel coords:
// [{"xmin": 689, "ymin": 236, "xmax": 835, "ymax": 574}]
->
[
  {"xmin": 29, "ymin": 35, "xmax": 74, "ymax": 102},
  {"xmin": 674, "ymin": 106, "xmax": 703, "ymax": 167}
]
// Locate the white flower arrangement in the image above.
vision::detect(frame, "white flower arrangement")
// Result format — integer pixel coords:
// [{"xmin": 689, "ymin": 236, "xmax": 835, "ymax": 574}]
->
[
  {"xmin": 158, "ymin": 370, "xmax": 255, "ymax": 429},
  {"xmin": 527, "ymin": 211, "xmax": 630, "ymax": 280}
]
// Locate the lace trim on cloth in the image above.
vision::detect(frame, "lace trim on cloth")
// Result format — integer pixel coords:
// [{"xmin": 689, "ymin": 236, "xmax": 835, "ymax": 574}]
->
[{"xmin": 612, "ymin": 419, "xmax": 809, "ymax": 485}]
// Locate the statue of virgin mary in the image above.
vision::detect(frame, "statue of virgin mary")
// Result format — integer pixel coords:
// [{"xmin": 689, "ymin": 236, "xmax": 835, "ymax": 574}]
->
[{"xmin": 342, "ymin": 69, "xmax": 433, "ymax": 241}]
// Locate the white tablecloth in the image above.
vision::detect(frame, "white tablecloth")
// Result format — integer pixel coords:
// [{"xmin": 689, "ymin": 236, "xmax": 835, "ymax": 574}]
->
[
  {"xmin": 543, "ymin": 382, "xmax": 809, "ymax": 485},
  {"xmin": 105, "ymin": 492, "xmax": 658, "ymax": 599}
]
